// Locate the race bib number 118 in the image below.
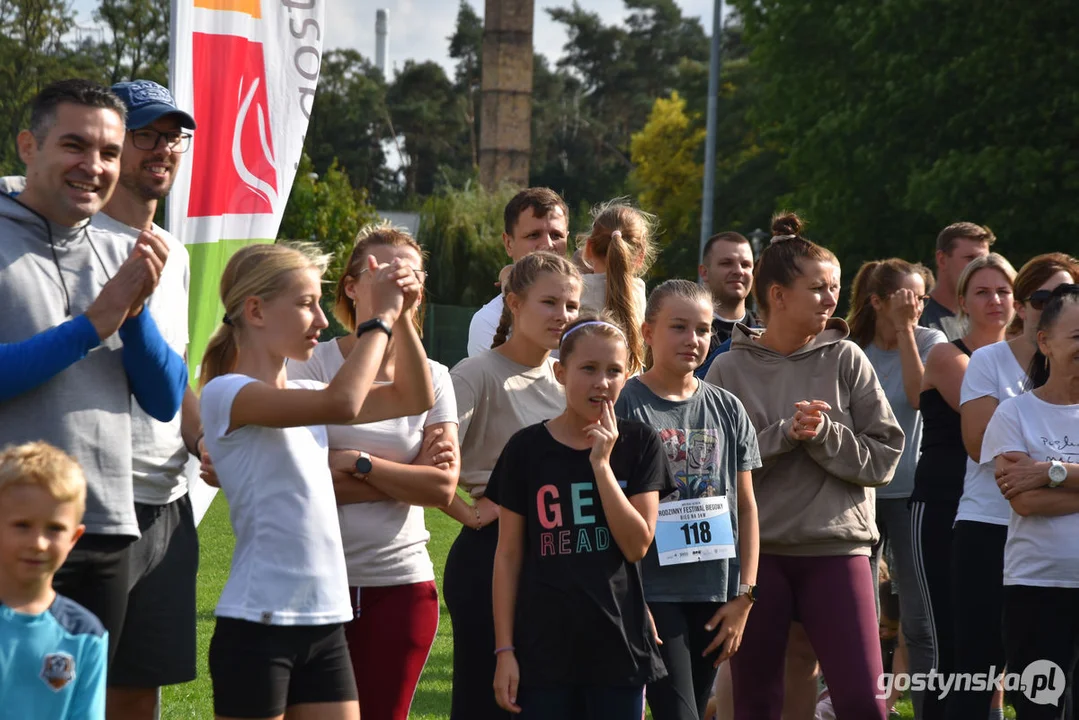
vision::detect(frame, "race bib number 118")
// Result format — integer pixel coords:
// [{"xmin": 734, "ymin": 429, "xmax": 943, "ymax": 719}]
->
[{"xmin": 654, "ymin": 496, "xmax": 736, "ymax": 566}]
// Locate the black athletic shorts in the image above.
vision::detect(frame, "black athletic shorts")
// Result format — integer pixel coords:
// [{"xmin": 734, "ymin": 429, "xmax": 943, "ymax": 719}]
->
[
  {"xmin": 110, "ymin": 494, "xmax": 199, "ymax": 687},
  {"xmin": 209, "ymin": 617, "xmax": 358, "ymax": 718}
]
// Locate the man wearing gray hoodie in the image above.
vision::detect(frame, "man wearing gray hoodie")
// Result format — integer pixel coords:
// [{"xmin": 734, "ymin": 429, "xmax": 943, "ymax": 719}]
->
[{"xmin": 0, "ymin": 79, "xmax": 187, "ymax": 663}]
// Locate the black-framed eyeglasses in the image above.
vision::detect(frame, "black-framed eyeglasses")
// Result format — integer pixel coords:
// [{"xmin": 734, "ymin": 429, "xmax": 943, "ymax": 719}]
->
[
  {"xmin": 1028, "ymin": 284, "xmax": 1079, "ymax": 311},
  {"xmin": 130, "ymin": 129, "xmax": 192, "ymax": 153}
]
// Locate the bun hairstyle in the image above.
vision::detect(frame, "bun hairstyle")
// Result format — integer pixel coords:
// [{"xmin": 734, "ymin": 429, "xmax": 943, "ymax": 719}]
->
[
  {"xmin": 335, "ymin": 223, "xmax": 426, "ymax": 335},
  {"xmin": 846, "ymin": 258, "xmax": 935, "ymax": 348},
  {"xmin": 1009, "ymin": 252, "xmax": 1079, "ymax": 337},
  {"xmin": 558, "ymin": 313, "xmax": 629, "ymax": 366},
  {"xmin": 752, "ymin": 212, "xmax": 837, "ymax": 316},
  {"xmin": 643, "ymin": 279, "xmax": 713, "ymax": 369},
  {"xmin": 200, "ymin": 243, "xmax": 330, "ymax": 388},
  {"xmin": 955, "ymin": 253, "xmax": 1017, "ymax": 322},
  {"xmin": 491, "ymin": 251, "xmax": 582, "ymax": 349},
  {"xmin": 1028, "ymin": 283, "xmax": 1079, "ymax": 389},
  {"xmin": 578, "ymin": 201, "xmax": 657, "ymax": 375}
]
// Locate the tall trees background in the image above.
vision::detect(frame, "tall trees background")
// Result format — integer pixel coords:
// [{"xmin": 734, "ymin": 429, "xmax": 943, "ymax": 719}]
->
[{"xmin": 1, "ymin": 0, "xmax": 1074, "ymax": 297}]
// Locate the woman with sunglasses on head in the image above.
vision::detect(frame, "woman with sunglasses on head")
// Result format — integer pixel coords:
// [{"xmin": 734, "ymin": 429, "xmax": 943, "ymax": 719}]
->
[
  {"xmin": 846, "ymin": 258, "xmax": 947, "ymax": 718},
  {"xmin": 946, "ymin": 253, "xmax": 1079, "ymax": 720},
  {"xmin": 908, "ymin": 254, "xmax": 1016, "ymax": 720}
]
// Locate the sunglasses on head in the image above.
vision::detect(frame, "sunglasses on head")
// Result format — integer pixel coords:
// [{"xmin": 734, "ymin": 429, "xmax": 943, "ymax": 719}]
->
[{"xmin": 1028, "ymin": 283, "xmax": 1079, "ymax": 311}]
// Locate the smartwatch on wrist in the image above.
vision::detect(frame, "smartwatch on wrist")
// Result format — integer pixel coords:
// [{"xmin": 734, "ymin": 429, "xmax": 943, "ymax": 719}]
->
[
  {"xmin": 354, "ymin": 452, "xmax": 373, "ymax": 477},
  {"xmin": 356, "ymin": 317, "xmax": 392, "ymax": 340},
  {"xmin": 1048, "ymin": 460, "xmax": 1068, "ymax": 488}
]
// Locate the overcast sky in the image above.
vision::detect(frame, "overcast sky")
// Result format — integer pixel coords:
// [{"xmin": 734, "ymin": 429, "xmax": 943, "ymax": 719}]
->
[{"xmin": 69, "ymin": 0, "xmax": 724, "ymax": 76}]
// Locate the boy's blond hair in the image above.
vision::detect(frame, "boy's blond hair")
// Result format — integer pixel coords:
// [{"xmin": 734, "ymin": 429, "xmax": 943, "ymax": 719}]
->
[{"xmin": 0, "ymin": 442, "xmax": 87, "ymax": 521}]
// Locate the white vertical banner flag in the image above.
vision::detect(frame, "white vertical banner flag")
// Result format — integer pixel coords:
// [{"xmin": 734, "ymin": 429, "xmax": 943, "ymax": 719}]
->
[{"xmin": 168, "ymin": 0, "xmax": 325, "ymax": 524}]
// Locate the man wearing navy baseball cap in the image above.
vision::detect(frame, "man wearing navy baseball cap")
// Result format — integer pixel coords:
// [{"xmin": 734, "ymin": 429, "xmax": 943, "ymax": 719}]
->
[{"xmin": 91, "ymin": 79, "xmax": 202, "ymax": 720}]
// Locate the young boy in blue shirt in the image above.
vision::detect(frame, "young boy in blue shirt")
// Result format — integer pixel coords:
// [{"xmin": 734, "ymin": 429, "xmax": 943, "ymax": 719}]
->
[{"xmin": 0, "ymin": 441, "xmax": 106, "ymax": 720}]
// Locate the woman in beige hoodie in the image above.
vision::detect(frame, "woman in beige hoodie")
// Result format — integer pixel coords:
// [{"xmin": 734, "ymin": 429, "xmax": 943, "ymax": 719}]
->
[{"xmin": 705, "ymin": 213, "xmax": 903, "ymax": 720}]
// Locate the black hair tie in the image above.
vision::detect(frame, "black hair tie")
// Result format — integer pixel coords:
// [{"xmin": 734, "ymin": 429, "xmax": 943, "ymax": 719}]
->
[{"xmin": 222, "ymin": 314, "xmax": 234, "ymax": 326}]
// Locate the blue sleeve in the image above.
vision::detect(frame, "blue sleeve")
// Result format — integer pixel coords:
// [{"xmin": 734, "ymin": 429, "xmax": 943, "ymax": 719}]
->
[
  {"xmin": 71, "ymin": 633, "xmax": 107, "ymax": 720},
  {"xmin": 118, "ymin": 309, "xmax": 187, "ymax": 422},
  {"xmin": 695, "ymin": 339, "xmax": 732, "ymax": 379},
  {"xmin": 0, "ymin": 316, "xmax": 102, "ymax": 402}
]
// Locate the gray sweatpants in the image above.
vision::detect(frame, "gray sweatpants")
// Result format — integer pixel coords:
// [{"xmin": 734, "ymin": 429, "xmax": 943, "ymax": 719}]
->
[{"xmin": 872, "ymin": 497, "xmax": 934, "ymax": 720}]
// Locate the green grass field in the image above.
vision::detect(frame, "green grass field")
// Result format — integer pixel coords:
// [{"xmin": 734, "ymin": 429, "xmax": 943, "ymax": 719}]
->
[{"xmin": 160, "ymin": 496, "xmax": 951, "ymax": 719}]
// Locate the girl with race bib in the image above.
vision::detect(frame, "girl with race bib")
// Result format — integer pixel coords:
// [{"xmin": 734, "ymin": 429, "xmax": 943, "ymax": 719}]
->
[
  {"xmin": 490, "ymin": 315, "xmax": 670, "ymax": 719},
  {"xmin": 443, "ymin": 252, "xmax": 582, "ymax": 720},
  {"xmin": 615, "ymin": 279, "xmax": 761, "ymax": 720},
  {"xmin": 198, "ymin": 243, "xmax": 432, "ymax": 720},
  {"xmin": 287, "ymin": 225, "xmax": 460, "ymax": 720}
]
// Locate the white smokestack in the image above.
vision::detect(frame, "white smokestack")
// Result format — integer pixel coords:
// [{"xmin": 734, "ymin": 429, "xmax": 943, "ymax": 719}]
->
[{"xmin": 375, "ymin": 9, "xmax": 389, "ymax": 76}]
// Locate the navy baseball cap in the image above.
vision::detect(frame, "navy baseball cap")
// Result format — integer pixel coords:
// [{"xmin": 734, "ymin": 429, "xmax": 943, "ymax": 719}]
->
[{"xmin": 110, "ymin": 80, "xmax": 197, "ymax": 131}]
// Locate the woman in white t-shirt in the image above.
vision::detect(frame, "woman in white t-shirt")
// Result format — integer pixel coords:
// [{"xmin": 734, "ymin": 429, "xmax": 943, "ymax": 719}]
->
[
  {"xmin": 197, "ymin": 243, "xmax": 432, "ymax": 720},
  {"xmin": 444, "ymin": 252, "xmax": 582, "ymax": 720},
  {"xmin": 948, "ymin": 253, "xmax": 1079, "ymax": 719},
  {"xmin": 982, "ymin": 284, "xmax": 1079, "ymax": 720},
  {"xmin": 288, "ymin": 226, "xmax": 459, "ymax": 720}
]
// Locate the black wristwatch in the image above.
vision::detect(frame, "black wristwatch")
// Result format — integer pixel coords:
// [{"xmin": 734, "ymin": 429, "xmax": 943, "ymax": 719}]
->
[
  {"xmin": 356, "ymin": 317, "xmax": 392, "ymax": 340},
  {"xmin": 355, "ymin": 452, "xmax": 373, "ymax": 476}
]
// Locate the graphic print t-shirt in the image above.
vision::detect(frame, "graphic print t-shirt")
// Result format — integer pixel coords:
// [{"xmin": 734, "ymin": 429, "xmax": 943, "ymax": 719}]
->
[
  {"xmin": 981, "ymin": 391, "xmax": 1079, "ymax": 588},
  {"xmin": 616, "ymin": 377, "xmax": 761, "ymax": 602},
  {"xmin": 486, "ymin": 420, "xmax": 671, "ymax": 688}
]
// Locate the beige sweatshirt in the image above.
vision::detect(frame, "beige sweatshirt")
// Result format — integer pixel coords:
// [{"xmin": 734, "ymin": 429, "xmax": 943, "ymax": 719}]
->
[{"xmin": 704, "ymin": 320, "xmax": 904, "ymax": 556}]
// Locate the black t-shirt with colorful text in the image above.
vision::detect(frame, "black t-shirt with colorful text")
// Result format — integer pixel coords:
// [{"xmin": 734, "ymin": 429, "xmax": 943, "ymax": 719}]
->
[{"xmin": 487, "ymin": 419, "xmax": 672, "ymax": 688}]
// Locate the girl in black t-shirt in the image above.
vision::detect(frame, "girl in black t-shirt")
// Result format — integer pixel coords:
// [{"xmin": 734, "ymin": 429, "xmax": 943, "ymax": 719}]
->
[{"xmin": 489, "ymin": 315, "xmax": 670, "ymax": 719}]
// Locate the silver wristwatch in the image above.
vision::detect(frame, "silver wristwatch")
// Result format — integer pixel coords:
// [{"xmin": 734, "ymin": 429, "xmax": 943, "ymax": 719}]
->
[{"xmin": 1048, "ymin": 460, "xmax": 1068, "ymax": 488}]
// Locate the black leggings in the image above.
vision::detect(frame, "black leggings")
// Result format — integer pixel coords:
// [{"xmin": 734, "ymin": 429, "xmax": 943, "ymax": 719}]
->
[
  {"xmin": 1004, "ymin": 585, "xmax": 1079, "ymax": 720},
  {"xmin": 646, "ymin": 601, "xmax": 721, "ymax": 720},
  {"xmin": 910, "ymin": 501, "xmax": 956, "ymax": 720},
  {"xmin": 945, "ymin": 520, "xmax": 1007, "ymax": 720},
  {"xmin": 443, "ymin": 522, "xmax": 509, "ymax": 720}
]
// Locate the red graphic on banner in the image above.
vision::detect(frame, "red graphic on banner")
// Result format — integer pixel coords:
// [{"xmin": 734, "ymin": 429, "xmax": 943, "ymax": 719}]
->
[{"xmin": 189, "ymin": 32, "xmax": 278, "ymax": 217}]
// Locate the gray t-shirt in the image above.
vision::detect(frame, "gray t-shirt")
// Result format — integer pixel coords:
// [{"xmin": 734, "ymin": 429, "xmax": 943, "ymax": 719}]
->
[
  {"xmin": 863, "ymin": 326, "xmax": 947, "ymax": 499},
  {"xmin": 615, "ymin": 376, "xmax": 761, "ymax": 603},
  {"xmin": 919, "ymin": 297, "xmax": 963, "ymax": 341}
]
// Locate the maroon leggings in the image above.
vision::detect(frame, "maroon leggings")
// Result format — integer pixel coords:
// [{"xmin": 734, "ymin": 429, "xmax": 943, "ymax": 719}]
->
[
  {"xmin": 731, "ymin": 554, "xmax": 886, "ymax": 720},
  {"xmin": 345, "ymin": 581, "xmax": 440, "ymax": 720}
]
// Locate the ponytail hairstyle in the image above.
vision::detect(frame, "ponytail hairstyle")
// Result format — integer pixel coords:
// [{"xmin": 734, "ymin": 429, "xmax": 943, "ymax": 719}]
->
[
  {"xmin": 642, "ymin": 279, "xmax": 713, "ymax": 369},
  {"xmin": 335, "ymin": 222, "xmax": 426, "ymax": 335},
  {"xmin": 491, "ymin": 251, "xmax": 583, "ymax": 349},
  {"xmin": 752, "ymin": 212, "xmax": 838, "ymax": 317},
  {"xmin": 846, "ymin": 258, "xmax": 934, "ymax": 348},
  {"xmin": 578, "ymin": 200, "xmax": 657, "ymax": 375},
  {"xmin": 199, "ymin": 243, "xmax": 330, "ymax": 388},
  {"xmin": 1009, "ymin": 253, "xmax": 1079, "ymax": 338},
  {"xmin": 558, "ymin": 312, "xmax": 629, "ymax": 367}
]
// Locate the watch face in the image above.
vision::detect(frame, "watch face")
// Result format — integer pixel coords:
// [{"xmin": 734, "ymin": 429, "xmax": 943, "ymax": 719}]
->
[
  {"xmin": 355, "ymin": 456, "xmax": 373, "ymax": 475},
  {"xmin": 1049, "ymin": 462, "xmax": 1067, "ymax": 484}
]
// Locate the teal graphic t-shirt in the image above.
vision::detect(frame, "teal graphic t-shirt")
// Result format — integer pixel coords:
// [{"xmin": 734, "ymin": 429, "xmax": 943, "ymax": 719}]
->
[{"xmin": 616, "ymin": 376, "xmax": 761, "ymax": 603}]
